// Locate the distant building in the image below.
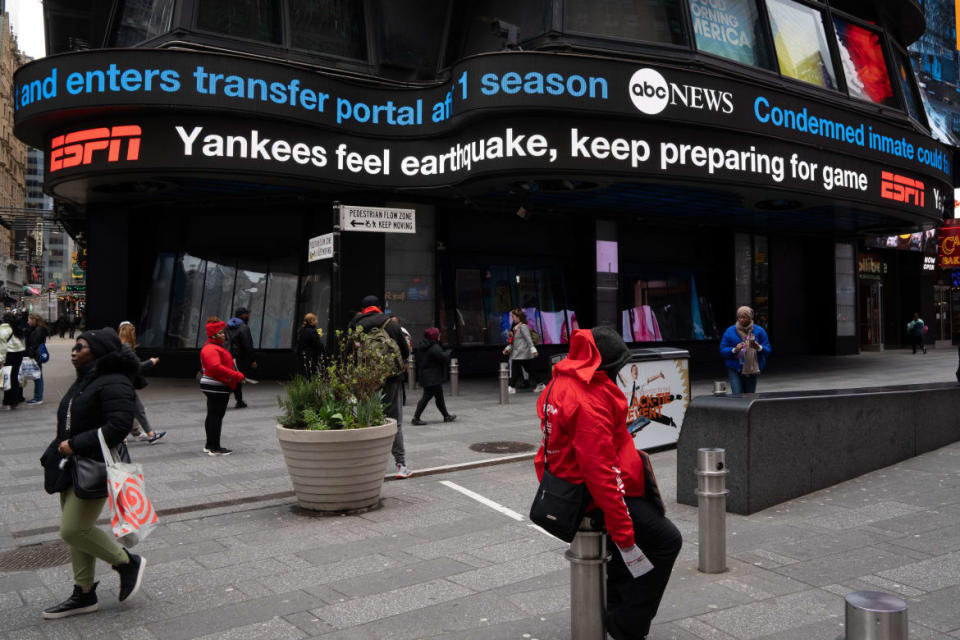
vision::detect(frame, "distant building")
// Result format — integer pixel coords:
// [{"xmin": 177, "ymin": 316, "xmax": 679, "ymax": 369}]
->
[{"xmin": 0, "ymin": 11, "xmax": 26, "ymax": 305}]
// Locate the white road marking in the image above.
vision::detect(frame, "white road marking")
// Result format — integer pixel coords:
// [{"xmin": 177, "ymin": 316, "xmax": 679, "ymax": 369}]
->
[{"xmin": 439, "ymin": 480, "xmax": 558, "ymax": 539}]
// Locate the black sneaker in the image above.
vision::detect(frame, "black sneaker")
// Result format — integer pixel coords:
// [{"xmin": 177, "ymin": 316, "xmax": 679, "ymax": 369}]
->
[
  {"xmin": 410, "ymin": 418, "xmax": 426, "ymax": 425},
  {"xmin": 443, "ymin": 414, "xmax": 457, "ymax": 423},
  {"xmin": 146, "ymin": 431, "xmax": 166, "ymax": 443},
  {"xmin": 208, "ymin": 448, "xmax": 233, "ymax": 456},
  {"xmin": 43, "ymin": 583, "xmax": 99, "ymax": 619},
  {"xmin": 235, "ymin": 401, "xmax": 248, "ymax": 409},
  {"xmin": 112, "ymin": 549, "xmax": 146, "ymax": 602}
]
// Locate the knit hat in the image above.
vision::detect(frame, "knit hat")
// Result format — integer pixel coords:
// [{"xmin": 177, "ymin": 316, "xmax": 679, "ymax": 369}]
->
[
  {"xmin": 206, "ymin": 320, "xmax": 226, "ymax": 338},
  {"xmin": 360, "ymin": 295, "xmax": 380, "ymax": 308},
  {"xmin": 424, "ymin": 327, "xmax": 440, "ymax": 341},
  {"xmin": 591, "ymin": 326, "xmax": 632, "ymax": 373},
  {"xmin": 77, "ymin": 327, "xmax": 122, "ymax": 359}
]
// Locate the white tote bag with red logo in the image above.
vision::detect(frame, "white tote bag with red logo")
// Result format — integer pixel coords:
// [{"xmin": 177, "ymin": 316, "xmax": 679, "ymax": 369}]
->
[{"xmin": 97, "ymin": 429, "xmax": 158, "ymax": 546}]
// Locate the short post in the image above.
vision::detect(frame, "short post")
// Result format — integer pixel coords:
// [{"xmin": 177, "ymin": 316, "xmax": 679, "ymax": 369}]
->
[
  {"xmin": 408, "ymin": 353, "xmax": 417, "ymax": 390},
  {"xmin": 499, "ymin": 362, "xmax": 509, "ymax": 404},
  {"xmin": 449, "ymin": 358, "xmax": 460, "ymax": 396},
  {"xmin": 713, "ymin": 380, "xmax": 728, "ymax": 396},
  {"xmin": 845, "ymin": 591, "xmax": 907, "ymax": 640},
  {"xmin": 566, "ymin": 517, "xmax": 607, "ymax": 640},
  {"xmin": 696, "ymin": 448, "xmax": 728, "ymax": 573}
]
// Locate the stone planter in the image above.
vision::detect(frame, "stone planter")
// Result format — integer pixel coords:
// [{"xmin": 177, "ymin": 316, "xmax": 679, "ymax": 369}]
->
[{"xmin": 276, "ymin": 419, "xmax": 397, "ymax": 512}]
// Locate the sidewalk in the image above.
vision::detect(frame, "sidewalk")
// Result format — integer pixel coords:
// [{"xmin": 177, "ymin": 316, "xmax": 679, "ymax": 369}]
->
[{"xmin": 1, "ymin": 339, "xmax": 959, "ymax": 638}]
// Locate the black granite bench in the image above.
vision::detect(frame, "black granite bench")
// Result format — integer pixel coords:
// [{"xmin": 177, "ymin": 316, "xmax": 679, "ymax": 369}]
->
[{"xmin": 676, "ymin": 383, "xmax": 960, "ymax": 515}]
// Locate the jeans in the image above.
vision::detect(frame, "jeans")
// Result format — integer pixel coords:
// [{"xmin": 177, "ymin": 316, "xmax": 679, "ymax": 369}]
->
[
  {"xmin": 414, "ymin": 384, "xmax": 450, "ymax": 420},
  {"xmin": 727, "ymin": 369, "xmax": 758, "ymax": 394},
  {"xmin": 29, "ymin": 361, "xmax": 43, "ymax": 401},
  {"xmin": 60, "ymin": 490, "xmax": 127, "ymax": 590},
  {"xmin": 383, "ymin": 378, "xmax": 405, "ymax": 465},
  {"xmin": 605, "ymin": 496, "xmax": 683, "ymax": 639},
  {"xmin": 203, "ymin": 391, "xmax": 230, "ymax": 450}
]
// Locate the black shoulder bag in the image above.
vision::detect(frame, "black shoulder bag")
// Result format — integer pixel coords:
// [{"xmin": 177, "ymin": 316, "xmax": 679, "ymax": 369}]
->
[
  {"xmin": 529, "ymin": 379, "xmax": 591, "ymax": 542},
  {"xmin": 65, "ymin": 398, "xmax": 130, "ymax": 499}
]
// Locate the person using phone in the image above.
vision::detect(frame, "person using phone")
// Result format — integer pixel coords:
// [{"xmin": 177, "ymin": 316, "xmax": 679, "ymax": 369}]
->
[{"xmin": 719, "ymin": 306, "xmax": 772, "ymax": 394}]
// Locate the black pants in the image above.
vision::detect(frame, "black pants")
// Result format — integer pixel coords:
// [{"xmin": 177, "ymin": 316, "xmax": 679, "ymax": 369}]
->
[
  {"xmin": 605, "ymin": 497, "xmax": 683, "ymax": 639},
  {"xmin": 2, "ymin": 351, "xmax": 24, "ymax": 408},
  {"xmin": 509, "ymin": 359, "xmax": 542, "ymax": 388},
  {"xmin": 233, "ymin": 380, "xmax": 244, "ymax": 403},
  {"xmin": 203, "ymin": 391, "xmax": 230, "ymax": 450},
  {"xmin": 413, "ymin": 384, "xmax": 449, "ymax": 420},
  {"xmin": 911, "ymin": 334, "xmax": 925, "ymax": 353}
]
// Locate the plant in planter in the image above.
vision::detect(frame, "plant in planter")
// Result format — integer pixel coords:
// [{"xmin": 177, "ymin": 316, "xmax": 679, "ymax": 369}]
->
[{"xmin": 276, "ymin": 327, "xmax": 399, "ymax": 512}]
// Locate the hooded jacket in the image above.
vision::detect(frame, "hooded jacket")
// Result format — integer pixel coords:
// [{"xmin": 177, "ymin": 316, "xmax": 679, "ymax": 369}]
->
[
  {"xmin": 416, "ymin": 338, "xmax": 451, "ymax": 387},
  {"xmin": 535, "ymin": 329, "xmax": 646, "ymax": 549},
  {"xmin": 226, "ymin": 317, "xmax": 255, "ymax": 369}
]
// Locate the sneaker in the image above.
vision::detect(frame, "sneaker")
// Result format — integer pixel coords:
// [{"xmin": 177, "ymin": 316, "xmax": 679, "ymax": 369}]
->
[
  {"xmin": 507, "ymin": 386, "xmax": 517, "ymax": 394},
  {"xmin": 534, "ymin": 383, "xmax": 546, "ymax": 393},
  {"xmin": 396, "ymin": 464, "xmax": 412, "ymax": 479},
  {"xmin": 137, "ymin": 433, "xmax": 152, "ymax": 442},
  {"xmin": 208, "ymin": 448, "xmax": 233, "ymax": 456},
  {"xmin": 25, "ymin": 399, "xmax": 43, "ymax": 405},
  {"xmin": 112, "ymin": 550, "xmax": 146, "ymax": 602},
  {"xmin": 443, "ymin": 414, "xmax": 457, "ymax": 423},
  {"xmin": 244, "ymin": 378, "xmax": 259, "ymax": 385},
  {"xmin": 43, "ymin": 583, "xmax": 99, "ymax": 619},
  {"xmin": 147, "ymin": 431, "xmax": 166, "ymax": 444},
  {"xmin": 410, "ymin": 418, "xmax": 426, "ymax": 426},
  {"xmin": 235, "ymin": 401, "xmax": 248, "ymax": 409},
  {"xmin": 202, "ymin": 447, "xmax": 212, "ymax": 453}
]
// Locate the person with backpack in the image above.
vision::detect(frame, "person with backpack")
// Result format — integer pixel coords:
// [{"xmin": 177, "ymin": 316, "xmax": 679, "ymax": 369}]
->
[
  {"xmin": 226, "ymin": 307, "xmax": 257, "ymax": 408},
  {"xmin": 348, "ymin": 295, "xmax": 412, "ymax": 478},
  {"xmin": 410, "ymin": 327, "xmax": 456, "ymax": 425},
  {"xmin": 503, "ymin": 308, "xmax": 545, "ymax": 394},
  {"xmin": 907, "ymin": 312, "xmax": 926, "ymax": 354}
]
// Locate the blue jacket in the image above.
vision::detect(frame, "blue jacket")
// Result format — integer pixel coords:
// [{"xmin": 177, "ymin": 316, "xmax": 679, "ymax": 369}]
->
[{"xmin": 719, "ymin": 324, "xmax": 771, "ymax": 373}]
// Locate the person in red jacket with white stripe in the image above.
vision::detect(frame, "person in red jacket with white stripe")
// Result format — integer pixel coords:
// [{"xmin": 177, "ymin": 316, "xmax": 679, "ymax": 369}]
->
[
  {"xmin": 199, "ymin": 318, "xmax": 244, "ymax": 456},
  {"xmin": 535, "ymin": 327, "xmax": 681, "ymax": 640}
]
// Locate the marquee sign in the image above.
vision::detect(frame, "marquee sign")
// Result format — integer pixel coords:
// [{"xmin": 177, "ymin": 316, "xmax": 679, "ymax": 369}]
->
[{"xmin": 939, "ymin": 226, "xmax": 960, "ymax": 269}]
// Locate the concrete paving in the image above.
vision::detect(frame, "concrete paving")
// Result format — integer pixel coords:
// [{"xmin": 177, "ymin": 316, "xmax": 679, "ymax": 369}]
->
[{"xmin": 1, "ymin": 337, "xmax": 959, "ymax": 638}]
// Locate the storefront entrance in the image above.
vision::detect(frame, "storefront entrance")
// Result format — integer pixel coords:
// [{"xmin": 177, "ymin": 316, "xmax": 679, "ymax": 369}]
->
[{"xmin": 860, "ymin": 280, "xmax": 884, "ymax": 350}]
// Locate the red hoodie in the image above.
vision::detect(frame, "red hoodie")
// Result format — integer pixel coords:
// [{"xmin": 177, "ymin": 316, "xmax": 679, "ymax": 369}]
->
[{"xmin": 535, "ymin": 329, "xmax": 645, "ymax": 549}]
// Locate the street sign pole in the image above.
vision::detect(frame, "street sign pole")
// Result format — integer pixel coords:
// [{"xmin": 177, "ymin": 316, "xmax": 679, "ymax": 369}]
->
[{"xmin": 330, "ymin": 201, "xmax": 341, "ymax": 352}]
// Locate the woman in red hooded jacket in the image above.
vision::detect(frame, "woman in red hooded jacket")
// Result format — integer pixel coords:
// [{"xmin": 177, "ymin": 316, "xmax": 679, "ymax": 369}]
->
[
  {"xmin": 199, "ymin": 318, "xmax": 244, "ymax": 456},
  {"xmin": 535, "ymin": 326, "xmax": 681, "ymax": 640}
]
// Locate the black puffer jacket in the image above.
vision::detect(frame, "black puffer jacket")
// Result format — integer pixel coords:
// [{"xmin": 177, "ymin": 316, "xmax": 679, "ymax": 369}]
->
[
  {"xmin": 56, "ymin": 347, "xmax": 139, "ymax": 462},
  {"xmin": 417, "ymin": 339, "xmax": 451, "ymax": 387},
  {"xmin": 25, "ymin": 325, "xmax": 48, "ymax": 361}
]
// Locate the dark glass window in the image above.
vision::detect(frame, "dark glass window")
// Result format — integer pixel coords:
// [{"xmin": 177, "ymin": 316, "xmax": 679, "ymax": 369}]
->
[
  {"xmin": 110, "ymin": 0, "xmax": 175, "ymax": 46},
  {"xmin": 689, "ymin": 0, "xmax": 774, "ymax": 69},
  {"xmin": 289, "ymin": 0, "xmax": 366, "ymax": 59},
  {"xmin": 894, "ymin": 48, "xmax": 925, "ymax": 124},
  {"xmin": 563, "ymin": 0, "xmax": 687, "ymax": 45},
  {"xmin": 445, "ymin": 1, "xmax": 550, "ymax": 64},
  {"xmin": 833, "ymin": 18, "xmax": 896, "ymax": 107},
  {"xmin": 766, "ymin": 0, "xmax": 837, "ymax": 90},
  {"xmin": 197, "ymin": 0, "xmax": 282, "ymax": 44},
  {"xmin": 378, "ymin": 0, "xmax": 445, "ymax": 77}
]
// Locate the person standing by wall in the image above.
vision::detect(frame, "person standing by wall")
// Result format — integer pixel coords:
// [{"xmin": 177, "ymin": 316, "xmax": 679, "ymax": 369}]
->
[
  {"xmin": 1, "ymin": 312, "xmax": 26, "ymax": 410},
  {"xmin": 907, "ymin": 312, "xmax": 926, "ymax": 354},
  {"xmin": 118, "ymin": 322, "xmax": 166, "ymax": 444},
  {"xmin": 199, "ymin": 318, "xmax": 244, "ymax": 456},
  {"xmin": 719, "ymin": 306, "xmax": 772, "ymax": 394},
  {"xmin": 410, "ymin": 327, "xmax": 456, "ymax": 425},
  {"xmin": 504, "ymin": 308, "xmax": 544, "ymax": 394},
  {"xmin": 226, "ymin": 307, "xmax": 257, "ymax": 408},
  {"xmin": 25, "ymin": 314, "xmax": 49, "ymax": 405},
  {"xmin": 295, "ymin": 313, "xmax": 325, "ymax": 377}
]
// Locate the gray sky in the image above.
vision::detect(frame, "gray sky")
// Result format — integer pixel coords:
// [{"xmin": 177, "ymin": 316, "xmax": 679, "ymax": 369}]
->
[{"xmin": 7, "ymin": 0, "xmax": 45, "ymax": 60}]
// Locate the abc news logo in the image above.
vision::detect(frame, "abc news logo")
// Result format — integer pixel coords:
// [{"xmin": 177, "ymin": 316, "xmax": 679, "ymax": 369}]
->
[
  {"xmin": 629, "ymin": 68, "xmax": 733, "ymax": 116},
  {"xmin": 50, "ymin": 125, "xmax": 142, "ymax": 173}
]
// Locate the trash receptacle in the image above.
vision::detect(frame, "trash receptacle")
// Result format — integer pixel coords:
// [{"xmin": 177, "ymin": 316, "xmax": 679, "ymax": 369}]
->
[{"xmin": 616, "ymin": 348, "xmax": 691, "ymax": 450}]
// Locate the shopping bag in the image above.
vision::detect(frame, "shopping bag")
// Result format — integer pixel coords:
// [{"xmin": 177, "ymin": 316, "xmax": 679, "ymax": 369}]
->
[
  {"xmin": 1, "ymin": 365, "xmax": 10, "ymax": 391},
  {"xmin": 97, "ymin": 429, "xmax": 158, "ymax": 546},
  {"xmin": 20, "ymin": 358, "xmax": 41, "ymax": 381},
  {"xmin": 38, "ymin": 344, "xmax": 49, "ymax": 364}
]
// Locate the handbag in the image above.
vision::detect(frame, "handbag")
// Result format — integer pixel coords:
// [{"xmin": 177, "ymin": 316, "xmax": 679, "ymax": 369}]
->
[
  {"xmin": 529, "ymin": 379, "xmax": 591, "ymax": 542},
  {"xmin": 98, "ymin": 429, "xmax": 158, "ymax": 546},
  {"xmin": 38, "ymin": 343, "xmax": 49, "ymax": 364}
]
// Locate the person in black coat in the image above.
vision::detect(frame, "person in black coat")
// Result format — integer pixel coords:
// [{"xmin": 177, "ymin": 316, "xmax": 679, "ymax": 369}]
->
[
  {"xmin": 296, "ymin": 313, "xmax": 325, "ymax": 377},
  {"xmin": 410, "ymin": 327, "xmax": 456, "ymax": 425},
  {"xmin": 40, "ymin": 327, "xmax": 147, "ymax": 619},
  {"xmin": 226, "ymin": 307, "xmax": 257, "ymax": 408}
]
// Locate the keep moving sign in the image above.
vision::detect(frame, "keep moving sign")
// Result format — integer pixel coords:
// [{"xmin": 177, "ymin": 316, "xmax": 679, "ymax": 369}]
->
[{"xmin": 340, "ymin": 205, "xmax": 416, "ymax": 234}]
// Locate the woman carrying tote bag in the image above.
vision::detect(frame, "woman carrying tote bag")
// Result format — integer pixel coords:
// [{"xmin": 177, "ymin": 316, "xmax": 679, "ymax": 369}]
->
[{"xmin": 39, "ymin": 328, "xmax": 147, "ymax": 619}]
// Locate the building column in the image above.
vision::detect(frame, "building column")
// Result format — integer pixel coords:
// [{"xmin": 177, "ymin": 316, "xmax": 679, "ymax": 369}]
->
[{"xmin": 85, "ymin": 211, "xmax": 129, "ymax": 329}]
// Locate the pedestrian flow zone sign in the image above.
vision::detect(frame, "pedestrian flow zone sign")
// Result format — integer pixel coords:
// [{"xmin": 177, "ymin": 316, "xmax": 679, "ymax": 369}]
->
[
  {"xmin": 308, "ymin": 233, "xmax": 334, "ymax": 261},
  {"xmin": 340, "ymin": 205, "xmax": 416, "ymax": 234}
]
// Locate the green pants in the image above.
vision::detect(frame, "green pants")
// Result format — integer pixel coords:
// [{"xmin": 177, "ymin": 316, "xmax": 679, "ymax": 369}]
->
[{"xmin": 59, "ymin": 489, "xmax": 127, "ymax": 590}]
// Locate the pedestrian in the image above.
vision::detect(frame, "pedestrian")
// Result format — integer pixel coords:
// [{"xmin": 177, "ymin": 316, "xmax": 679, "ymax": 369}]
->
[
  {"xmin": 410, "ymin": 327, "xmax": 456, "ymax": 425},
  {"xmin": 40, "ymin": 327, "xmax": 146, "ymax": 619},
  {"xmin": 503, "ymin": 308, "xmax": 545, "ymax": 394},
  {"xmin": 535, "ymin": 327, "xmax": 682, "ymax": 639},
  {"xmin": 24, "ymin": 314, "xmax": 48, "ymax": 404},
  {"xmin": 295, "ymin": 313, "xmax": 325, "ymax": 377},
  {"xmin": 199, "ymin": 317, "xmax": 244, "ymax": 456},
  {"xmin": 1, "ymin": 312, "xmax": 26, "ymax": 410},
  {"xmin": 68, "ymin": 313, "xmax": 77, "ymax": 339},
  {"xmin": 348, "ymin": 295, "xmax": 412, "ymax": 478},
  {"xmin": 719, "ymin": 306, "xmax": 771, "ymax": 394},
  {"xmin": 907, "ymin": 312, "xmax": 926, "ymax": 354},
  {"xmin": 118, "ymin": 322, "xmax": 166, "ymax": 444},
  {"xmin": 226, "ymin": 307, "xmax": 257, "ymax": 408}
]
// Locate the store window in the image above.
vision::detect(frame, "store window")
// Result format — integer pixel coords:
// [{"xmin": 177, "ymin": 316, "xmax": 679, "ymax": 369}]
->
[
  {"xmin": 233, "ymin": 261, "xmax": 268, "ymax": 348},
  {"xmin": 833, "ymin": 18, "xmax": 895, "ymax": 107},
  {"xmin": 290, "ymin": 0, "xmax": 366, "ymax": 59},
  {"xmin": 766, "ymin": 0, "xmax": 837, "ymax": 90},
  {"xmin": 733, "ymin": 233, "xmax": 771, "ymax": 329},
  {"xmin": 893, "ymin": 48, "xmax": 925, "ymax": 123},
  {"xmin": 197, "ymin": 0, "xmax": 282, "ymax": 44},
  {"xmin": 835, "ymin": 243, "xmax": 856, "ymax": 336},
  {"xmin": 621, "ymin": 271, "xmax": 719, "ymax": 342},
  {"xmin": 261, "ymin": 258, "xmax": 299, "ymax": 349},
  {"xmin": 138, "ymin": 252, "xmax": 175, "ymax": 348},
  {"xmin": 688, "ymin": 0, "xmax": 774, "ymax": 69},
  {"xmin": 166, "ymin": 254, "xmax": 206, "ymax": 348},
  {"xmin": 196, "ymin": 260, "xmax": 237, "ymax": 348},
  {"xmin": 564, "ymin": 0, "xmax": 687, "ymax": 45},
  {"xmin": 110, "ymin": 0, "xmax": 175, "ymax": 46}
]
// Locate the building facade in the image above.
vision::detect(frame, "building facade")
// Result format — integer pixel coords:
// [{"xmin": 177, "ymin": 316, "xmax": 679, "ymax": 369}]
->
[
  {"xmin": 14, "ymin": 0, "xmax": 955, "ymax": 377},
  {"xmin": 1, "ymin": 11, "xmax": 26, "ymax": 306}
]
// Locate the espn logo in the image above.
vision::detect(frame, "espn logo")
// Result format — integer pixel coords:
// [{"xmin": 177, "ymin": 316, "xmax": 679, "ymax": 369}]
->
[
  {"xmin": 880, "ymin": 171, "xmax": 924, "ymax": 208},
  {"xmin": 49, "ymin": 125, "xmax": 142, "ymax": 173}
]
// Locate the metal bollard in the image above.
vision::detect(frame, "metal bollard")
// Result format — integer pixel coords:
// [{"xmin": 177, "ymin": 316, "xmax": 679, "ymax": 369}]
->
[
  {"xmin": 408, "ymin": 353, "xmax": 418, "ymax": 390},
  {"xmin": 845, "ymin": 591, "xmax": 907, "ymax": 640},
  {"xmin": 566, "ymin": 517, "xmax": 607, "ymax": 640},
  {"xmin": 499, "ymin": 362, "xmax": 509, "ymax": 404},
  {"xmin": 449, "ymin": 358, "xmax": 460, "ymax": 396},
  {"xmin": 713, "ymin": 380, "xmax": 728, "ymax": 396},
  {"xmin": 696, "ymin": 448, "xmax": 728, "ymax": 573}
]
